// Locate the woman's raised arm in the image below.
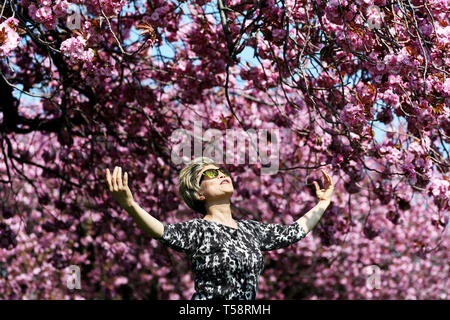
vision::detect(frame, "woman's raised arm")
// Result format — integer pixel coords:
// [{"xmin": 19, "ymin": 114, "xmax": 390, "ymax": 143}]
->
[{"xmin": 106, "ymin": 166, "xmax": 164, "ymax": 238}]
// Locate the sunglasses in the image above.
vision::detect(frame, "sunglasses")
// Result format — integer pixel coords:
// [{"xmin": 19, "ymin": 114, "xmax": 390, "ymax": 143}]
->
[{"xmin": 199, "ymin": 168, "xmax": 231, "ymax": 185}]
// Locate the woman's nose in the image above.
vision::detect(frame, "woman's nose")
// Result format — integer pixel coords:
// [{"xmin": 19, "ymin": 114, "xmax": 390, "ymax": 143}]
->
[{"xmin": 218, "ymin": 171, "xmax": 226, "ymax": 179}]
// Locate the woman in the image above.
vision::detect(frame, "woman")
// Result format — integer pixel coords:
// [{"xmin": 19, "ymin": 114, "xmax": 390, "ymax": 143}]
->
[{"xmin": 105, "ymin": 157, "xmax": 334, "ymax": 300}]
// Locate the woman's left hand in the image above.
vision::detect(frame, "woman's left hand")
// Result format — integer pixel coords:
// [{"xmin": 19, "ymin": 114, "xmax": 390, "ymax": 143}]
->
[{"xmin": 313, "ymin": 169, "xmax": 334, "ymax": 202}]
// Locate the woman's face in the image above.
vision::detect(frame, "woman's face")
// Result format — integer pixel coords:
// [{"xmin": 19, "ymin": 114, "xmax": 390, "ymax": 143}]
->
[{"xmin": 197, "ymin": 164, "xmax": 234, "ymax": 202}]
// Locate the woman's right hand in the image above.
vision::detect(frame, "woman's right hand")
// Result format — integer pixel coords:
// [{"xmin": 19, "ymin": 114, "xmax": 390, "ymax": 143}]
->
[{"xmin": 106, "ymin": 166, "xmax": 135, "ymax": 209}]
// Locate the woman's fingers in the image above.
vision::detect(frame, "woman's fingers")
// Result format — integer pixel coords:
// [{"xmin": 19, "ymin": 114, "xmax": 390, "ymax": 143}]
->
[
  {"xmin": 320, "ymin": 170, "xmax": 328, "ymax": 186},
  {"xmin": 321, "ymin": 169, "xmax": 333, "ymax": 186},
  {"xmin": 117, "ymin": 167, "xmax": 123, "ymax": 188},
  {"xmin": 112, "ymin": 166, "xmax": 118, "ymax": 190},
  {"xmin": 106, "ymin": 168, "xmax": 112, "ymax": 191},
  {"xmin": 107, "ymin": 166, "xmax": 129, "ymax": 192},
  {"xmin": 321, "ymin": 169, "xmax": 329, "ymax": 180},
  {"xmin": 327, "ymin": 173, "xmax": 333, "ymax": 186},
  {"xmin": 313, "ymin": 181, "xmax": 320, "ymax": 192},
  {"xmin": 124, "ymin": 171, "xmax": 128, "ymax": 187},
  {"xmin": 326, "ymin": 174, "xmax": 331, "ymax": 186}
]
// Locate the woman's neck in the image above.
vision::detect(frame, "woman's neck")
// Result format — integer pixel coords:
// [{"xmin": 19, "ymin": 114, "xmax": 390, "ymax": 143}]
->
[{"xmin": 204, "ymin": 203, "xmax": 234, "ymax": 224}]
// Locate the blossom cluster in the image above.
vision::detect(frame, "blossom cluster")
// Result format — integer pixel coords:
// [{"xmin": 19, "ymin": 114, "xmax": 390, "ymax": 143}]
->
[
  {"xmin": 27, "ymin": 0, "xmax": 70, "ymax": 30},
  {"xmin": 60, "ymin": 36, "xmax": 95, "ymax": 65},
  {"xmin": 0, "ymin": 17, "xmax": 20, "ymax": 58}
]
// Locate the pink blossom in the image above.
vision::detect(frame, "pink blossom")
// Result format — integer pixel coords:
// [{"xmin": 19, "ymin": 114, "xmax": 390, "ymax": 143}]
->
[
  {"xmin": 60, "ymin": 36, "xmax": 95, "ymax": 65},
  {"xmin": 114, "ymin": 276, "xmax": 128, "ymax": 287},
  {"xmin": 429, "ymin": 178, "xmax": 450, "ymax": 200},
  {"xmin": 150, "ymin": 12, "xmax": 160, "ymax": 22},
  {"xmin": 443, "ymin": 78, "xmax": 450, "ymax": 95},
  {"xmin": 272, "ymin": 29, "xmax": 286, "ymax": 40},
  {"xmin": 332, "ymin": 153, "xmax": 344, "ymax": 167},
  {"xmin": 30, "ymin": 5, "xmax": 56, "ymax": 29},
  {"xmin": 0, "ymin": 17, "xmax": 20, "ymax": 58},
  {"xmin": 340, "ymin": 103, "xmax": 368, "ymax": 132},
  {"xmin": 53, "ymin": 0, "xmax": 70, "ymax": 17},
  {"xmin": 96, "ymin": 0, "xmax": 128, "ymax": 16},
  {"xmin": 381, "ymin": 145, "xmax": 402, "ymax": 164}
]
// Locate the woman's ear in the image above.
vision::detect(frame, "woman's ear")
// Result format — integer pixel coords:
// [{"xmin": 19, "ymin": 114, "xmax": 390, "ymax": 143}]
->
[{"xmin": 197, "ymin": 191, "xmax": 206, "ymax": 201}]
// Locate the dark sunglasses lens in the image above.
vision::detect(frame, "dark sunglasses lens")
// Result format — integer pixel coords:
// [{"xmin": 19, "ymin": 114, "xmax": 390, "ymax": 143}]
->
[
  {"xmin": 204, "ymin": 169, "xmax": 219, "ymax": 178},
  {"xmin": 201, "ymin": 168, "xmax": 231, "ymax": 182}
]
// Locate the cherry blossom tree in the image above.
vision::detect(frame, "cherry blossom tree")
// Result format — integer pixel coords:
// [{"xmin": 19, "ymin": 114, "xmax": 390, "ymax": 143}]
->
[{"xmin": 0, "ymin": 0, "xmax": 448, "ymax": 299}]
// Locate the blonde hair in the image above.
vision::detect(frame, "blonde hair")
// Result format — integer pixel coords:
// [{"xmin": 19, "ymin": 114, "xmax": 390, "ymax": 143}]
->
[{"xmin": 178, "ymin": 157, "xmax": 218, "ymax": 215}]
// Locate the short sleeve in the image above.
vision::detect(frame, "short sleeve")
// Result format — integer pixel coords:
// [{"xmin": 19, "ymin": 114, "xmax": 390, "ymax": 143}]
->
[
  {"xmin": 156, "ymin": 219, "xmax": 199, "ymax": 255},
  {"xmin": 246, "ymin": 220, "xmax": 307, "ymax": 251}
]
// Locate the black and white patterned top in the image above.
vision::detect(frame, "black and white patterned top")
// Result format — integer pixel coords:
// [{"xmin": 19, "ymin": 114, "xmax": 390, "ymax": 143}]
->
[{"xmin": 156, "ymin": 218, "xmax": 307, "ymax": 300}]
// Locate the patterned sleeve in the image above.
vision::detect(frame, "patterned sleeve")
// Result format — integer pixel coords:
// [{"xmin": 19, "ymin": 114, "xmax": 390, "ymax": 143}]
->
[
  {"xmin": 156, "ymin": 219, "xmax": 199, "ymax": 255},
  {"xmin": 247, "ymin": 220, "xmax": 307, "ymax": 251}
]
